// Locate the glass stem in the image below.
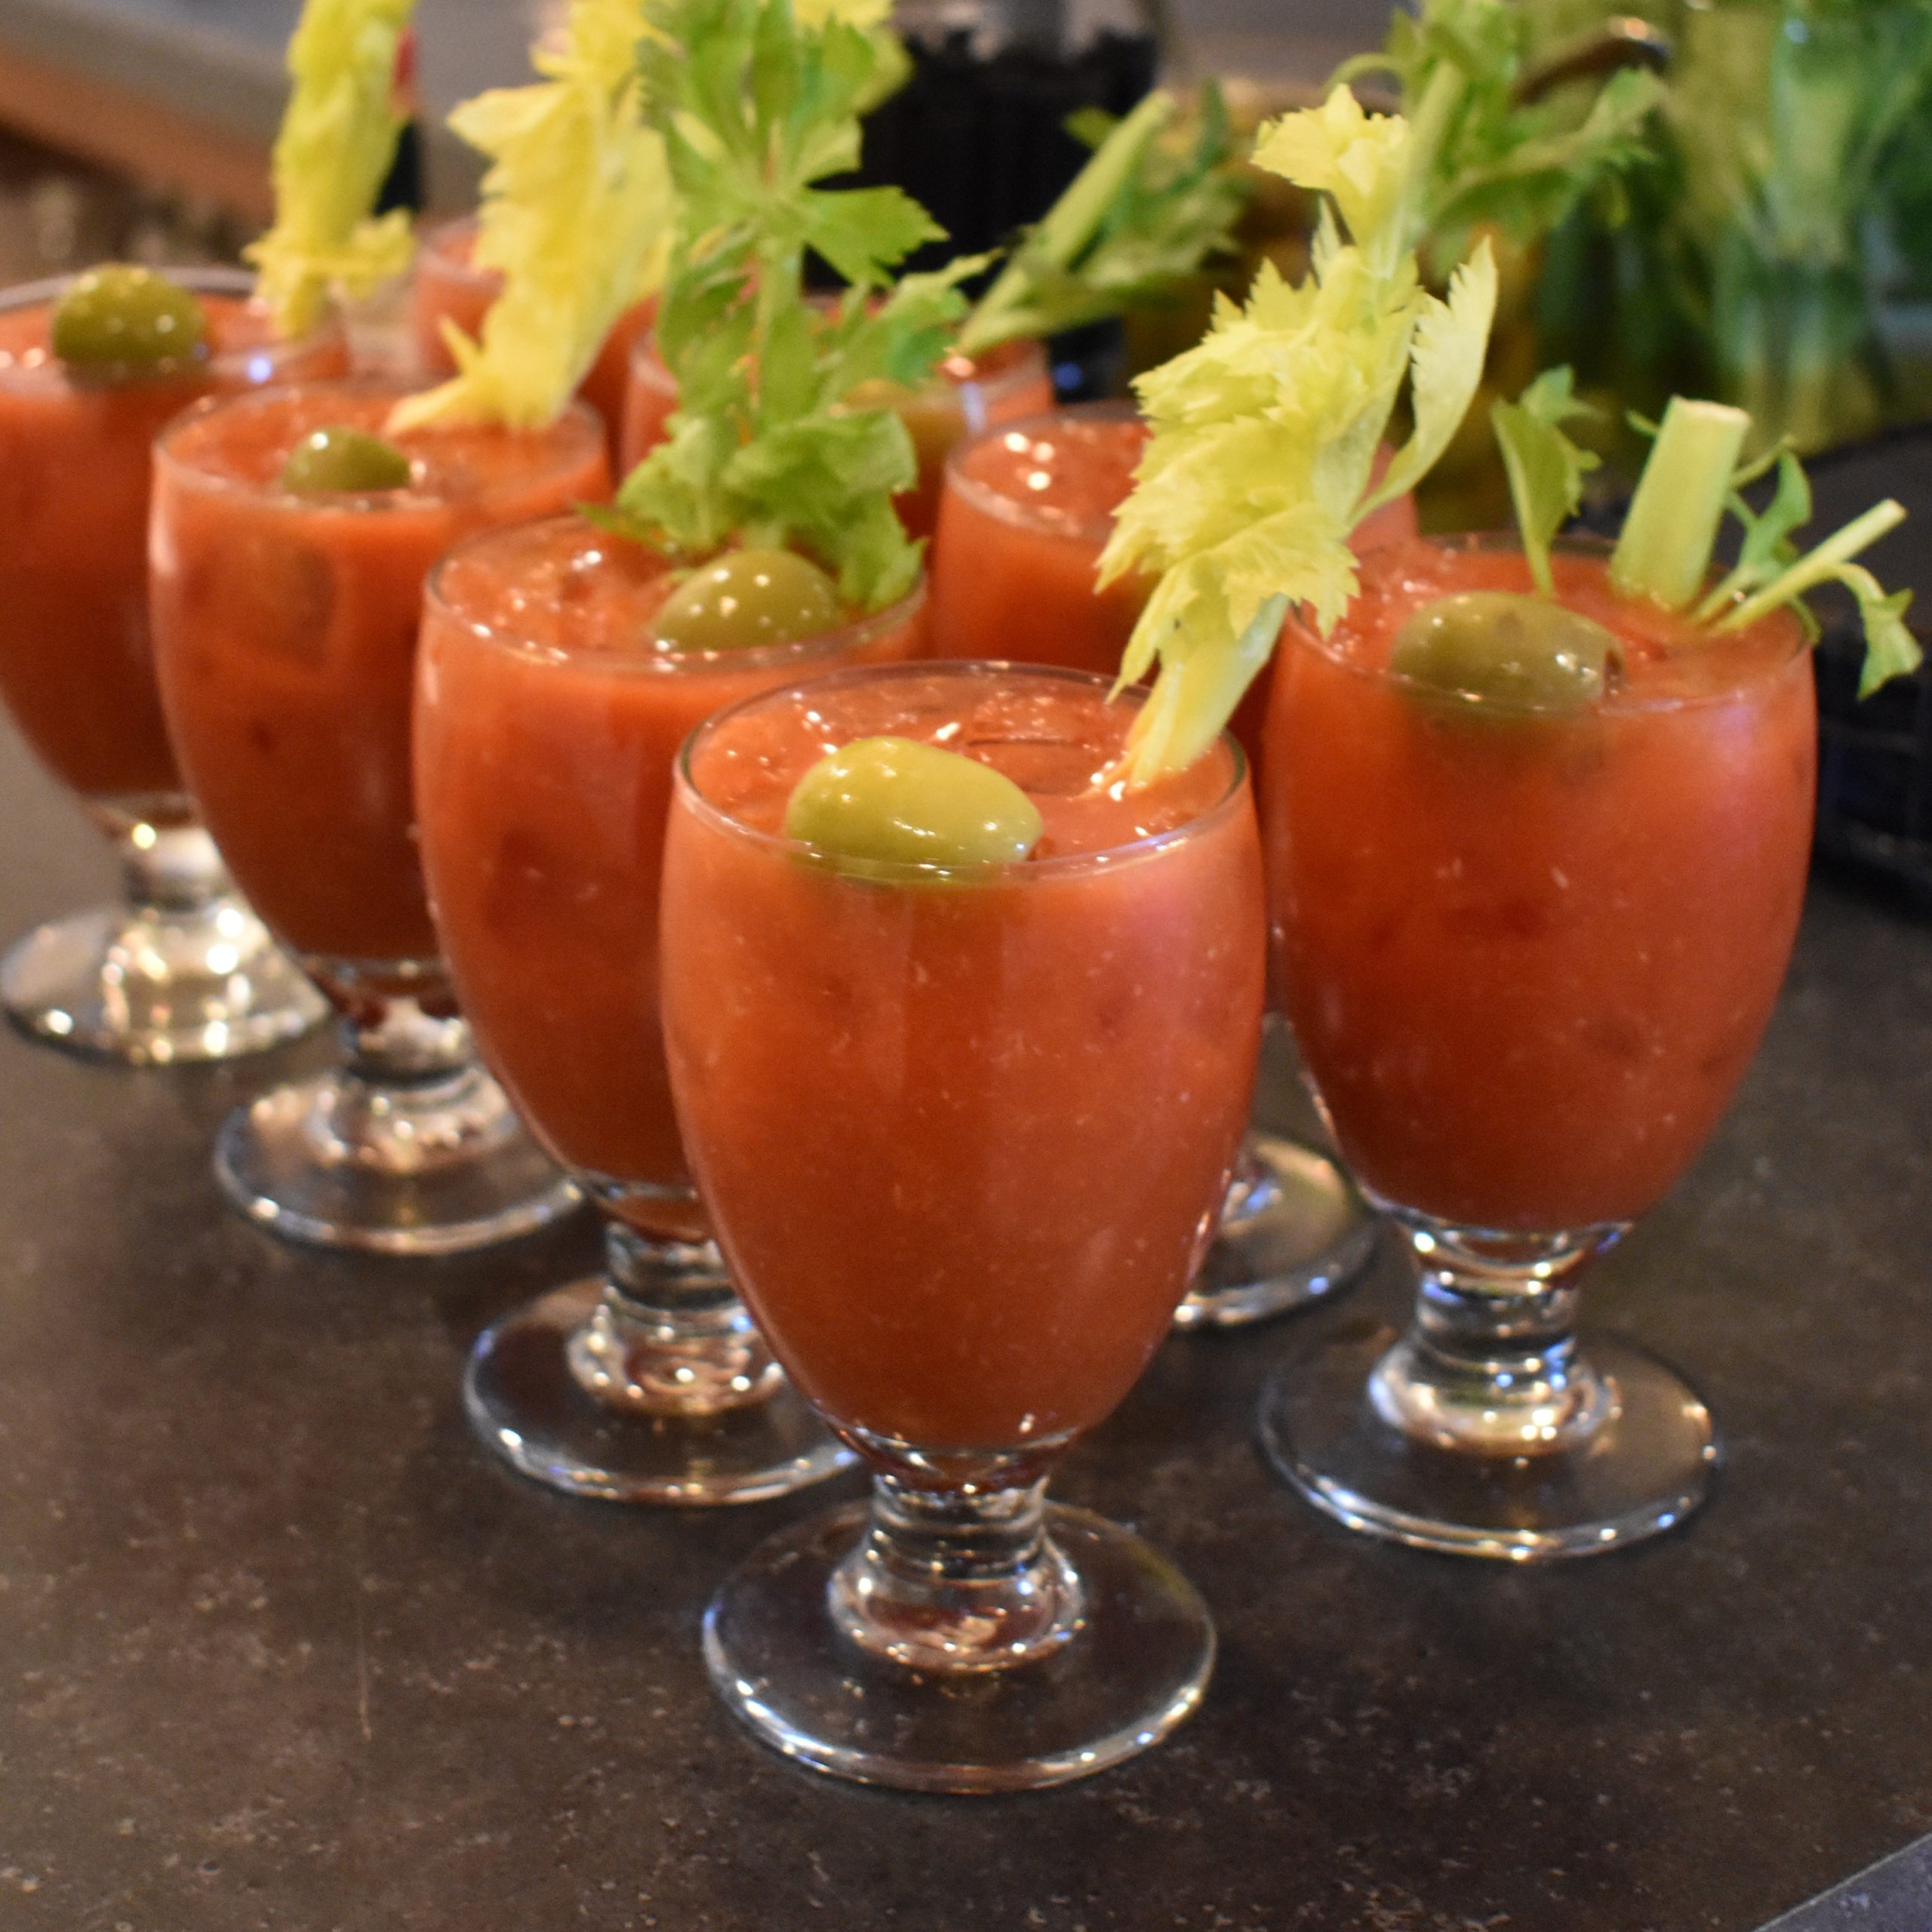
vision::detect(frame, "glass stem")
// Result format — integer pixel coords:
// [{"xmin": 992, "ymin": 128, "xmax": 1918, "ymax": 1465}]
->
[
  {"xmin": 118, "ymin": 822, "xmax": 226, "ymax": 917},
  {"xmin": 829, "ymin": 1472, "xmax": 1084, "ymax": 1675},
  {"xmin": 1370, "ymin": 1219, "xmax": 1625, "ymax": 1458},
  {"xmin": 567, "ymin": 1219, "xmax": 783, "ymax": 1418}
]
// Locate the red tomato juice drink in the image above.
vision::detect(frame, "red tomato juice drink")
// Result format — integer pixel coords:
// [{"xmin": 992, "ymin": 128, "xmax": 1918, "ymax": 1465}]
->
[
  {"xmin": 1257, "ymin": 534, "xmax": 1816, "ymax": 1561},
  {"xmin": 928, "ymin": 405, "xmax": 1387, "ymax": 1334},
  {"xmin": 619, "ymin": 328, "xmax": 1053, "ymax": 537},
  {"xmin": 928, "ymin": 404, "xmax": 1149, "ymax": 672},
  {"xmin": 148, "ymin": 380, "xmax": 609, "ymax": 1256},
  {"xmin": 413, "ymin": 515, "xmax": 922, "ymax": 1503},
  {"xmin": 408, "ymin": 217, "xmax": 650, "ymax": 462},
  {"xmin": 664, "ymin": 662, "xmax": 1263, "ymax": 1791},
  {"xmin": 0, "ymin": 266, "xmax": 344, "ymax": 1063}
]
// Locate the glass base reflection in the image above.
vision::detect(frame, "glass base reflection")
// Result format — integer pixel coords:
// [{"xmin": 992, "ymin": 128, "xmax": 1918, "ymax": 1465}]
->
[
  {"xmin": 465, "ymin": 1267, "xmax": 855, "ymax": 1506},
  {"xmin": 1258, "ymin": 1211, "xmax": 1718, "ymax": 1560},
  {"xmin": 1175, "ymin": 1129, "xmax": 1377, "ymax": 1330},
  {"xmin": 215, "ymin": 993, "xmax": 578, "ymax": 1255},
  {"xmin": 704, "ymin": 1488, "xmax": 1215, "ymax": 1794},
  {"xmin": 3, "ymin": 894, "xmax": 326, "ymax": 1065}
]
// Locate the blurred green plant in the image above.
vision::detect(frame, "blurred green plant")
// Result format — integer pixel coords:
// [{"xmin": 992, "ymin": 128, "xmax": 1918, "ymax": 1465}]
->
[{"xmin": 1534, "ymin": 0, "xmax": 1932, "ymax": 454}]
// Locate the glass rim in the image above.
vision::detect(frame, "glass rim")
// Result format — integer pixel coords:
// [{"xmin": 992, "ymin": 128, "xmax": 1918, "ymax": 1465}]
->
[
  {"xmin": 416, "ymin": 214, "xmax": 494, "ymax": 291},
  {"xmin": 152, "ymin": 376, "xmax": 605, "ymax": 515},
  {"xmin": 941, "ymin": 399, "xmax": 1145, "ymax": 547},
  {"xmin": 0, "ymin": 263, "xmax": 340, "ymax": 392},
  {"xmin": 673, "ymin": 657, "xmax": 1250, "ymax": 885},
  {"xmin": 424, "ymin": 517, "xmax": 930, "ymax": 678},
  {"xmin": 1288, "ymin": 531, "xmax": 1814, "ymax": 717}
]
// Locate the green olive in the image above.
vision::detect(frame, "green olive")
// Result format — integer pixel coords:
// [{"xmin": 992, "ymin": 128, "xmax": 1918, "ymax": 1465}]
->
[
  {"xmin": 653, "ymin": 548, "xmax": 841, "ymax": 652},
  {"xmin": 278, "ymin": 426, "xmax": 414, "ymax": 495},
  {"xmin": 1391, "ymin": 591, "xmax": 1623, "ymax": 715},
  {"xmin": 785, "ymin": 736, "xmax": 1044, "ymax": 874},
  {"xmin": 50, "ymin": 265, "xmax": 208, "ymax": 377}
]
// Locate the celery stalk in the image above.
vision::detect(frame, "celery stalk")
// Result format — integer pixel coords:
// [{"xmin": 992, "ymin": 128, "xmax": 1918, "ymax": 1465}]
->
[
  {"xmin": 1712, "ymin": 500, "xmax": 1907, "ymax": 635},
  {"xmin": 1608, "ymin": 398, "xmax": 1750, "ymax": 609}
]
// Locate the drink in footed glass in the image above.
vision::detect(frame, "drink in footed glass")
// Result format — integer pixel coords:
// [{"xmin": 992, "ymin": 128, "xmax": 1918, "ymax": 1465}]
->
[
  {"xmin": 663, "ymin": 662, "xmax": 1266, "ymax": 1791},
  {"xmin": 619, "ymin": 328, "xmax": 1052, "ymax": 538},
  {"xmin": 150, "ymin": 379, "xmax": 611, "ymax": 1254},
  {"xmin": 415, "ymin": 515, "xmax": 922, "ymax": 1503},
  {"xmin": 928, "ymin": 402, "xmax": 1395, "ymax": 1329},
  {"xmin": 0, "ymin": 266, "xmax": 346, "ymax": 1061},
  {"xmin": 1257, "ymin": 535, "xmax": 1817, "ymax": 1559},
  {"xmin": 408, "ymin": 217, "xmax": 650, "ymax": 464}
]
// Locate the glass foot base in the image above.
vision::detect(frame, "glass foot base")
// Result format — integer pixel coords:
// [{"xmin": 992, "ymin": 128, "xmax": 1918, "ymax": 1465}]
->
[
  {"xmin": 1259, "ymin": 1322, "xmax": 1717, "ymax": 1561},
  {"xmin": 2, "ymin": 900, "xmax": 326, "ymax": 1065},
  {"xmin": 215, "ymin": 1069, "xmax": 579, "ymax": 1255},
  {"xmin": 1174, "ymin": 1132, "xmax": 1376, "ymax": 1330},
  {"xmin": 704, "ymin": 1501, "xmax": 1215, "ymax": 1792},
  {"xmin": 464, "ymin": 1278, "xmax": 854, "ymax": 1505}
]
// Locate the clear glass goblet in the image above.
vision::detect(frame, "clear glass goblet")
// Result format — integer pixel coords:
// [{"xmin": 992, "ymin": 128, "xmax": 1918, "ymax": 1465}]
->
[
  {"xmin": 663, "ymin": 661, "xmax": 1266, "ymax": 1789},
  {"xmin": 1256, "ymin": 536, "xmax": 1817, "ymax": 1558},
  {"xmin": 414, "ymin": 517, "xmax": 924, "ymax": 1500},
  {"xmin": 149, "ymin": 380, "xmax": 611, "ymax": 1252},
  {"xmin": 0, "ymin": 266, "xmax": 343, "ymax": 1062}
]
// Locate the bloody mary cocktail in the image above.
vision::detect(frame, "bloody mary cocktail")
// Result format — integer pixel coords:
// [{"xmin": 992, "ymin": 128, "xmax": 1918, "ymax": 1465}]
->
[
  {"xmin": 409, "ymin": 217, "xmax": 650, "ymax": 462},
  {"xmin": 665, "ymin": 663, "xmax": 1264, "ymax": 1450},
  {"xmin": 417, "ymin": 518, "xmax": 922, "ymax": 1222},
  {"xmin": 1256, "ymin": 535, "xmax": 1816, "ymax": 1561},
  {"xmin": 672, "ymin": 661, "xmax": 1259, "ymax": 1791},
  {"xmin": 147, "ymin": 381, "xmax": 607, "ymax": 1254},
  {"xmin": 619, "ymin": 329, "xmax": 1053, "ymax": 537},
  {"xmin": 0, "ymin": 269, "xmax": 346, "ymax": 817},
  {"xmin": 0, "ymin": 266, "xmax": 344, "ymax": 1065},
  {"xmin": 152, "ymin": 382, "xmax": 610, "ymax": 974},
  {"xmin": 414, "ymin": 518, "xmax": 920, "ymax": 1502},
  {"xmin": 1263, "ymin": 537, "xmax": 1815, "ymax": 1235}
]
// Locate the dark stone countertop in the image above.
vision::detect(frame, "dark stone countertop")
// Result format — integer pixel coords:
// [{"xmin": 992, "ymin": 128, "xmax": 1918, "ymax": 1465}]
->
[{"xmin": 0, "ymin": 714, "xmax": 1928, "ymax": 1931}]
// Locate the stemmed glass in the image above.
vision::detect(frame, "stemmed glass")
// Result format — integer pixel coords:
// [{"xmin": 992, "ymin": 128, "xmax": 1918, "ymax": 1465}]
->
[
  {"xmin": 0, "ymin": 266, "xmax": 343, "ymax": 1062},
  {"xmin": 1256, "ymin": 537, "xmax": 1817, "ymax": 1558},
  {"xmin": 148, "ymin": 380, "xmax": 610, "ymax": 1253},
  {"xmin": 414, "ymin": 515, "xmax": 924, "ymax": 1500},
  {"xmin": 928, "ymin": 403, "xmax": 1380, "ymax": 1330},
  {"xmin": 663, "ymin": 660, "xmax": 1266, "ymax": 1789}
]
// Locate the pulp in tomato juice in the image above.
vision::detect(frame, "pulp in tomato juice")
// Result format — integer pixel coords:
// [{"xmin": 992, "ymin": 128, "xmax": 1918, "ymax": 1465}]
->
[
  {"xmin": 414, "ymin": 518, "xmax": 922, "ymax": 1231},
  {"xmin": 663, "ymin": 668, "xmax": 1266, "ymax": 1449},
  {"xmin": 0, "ymin": 292, "xmax": 346, "ymax": 809},
  {"xmin": 1263, "ymin": 540, "xmax": 1817, "ymax": 1232},
  {"xmin": 150, "ymin": 386, "xmax": 610, "ymax": 968}
]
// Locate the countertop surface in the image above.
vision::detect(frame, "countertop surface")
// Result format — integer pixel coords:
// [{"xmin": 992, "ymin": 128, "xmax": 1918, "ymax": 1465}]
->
[{"xmin": 0, "ymin": 712, "xmax": 1929, "ymax": 1930}]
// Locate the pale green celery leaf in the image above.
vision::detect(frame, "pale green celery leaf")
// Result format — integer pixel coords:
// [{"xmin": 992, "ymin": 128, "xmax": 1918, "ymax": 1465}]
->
[
  {"xmin": 1489, "ymin": 364, "xmax": 1599, "ymax": 595},
  {"xmin": 1848, "ymin": 579, "xmax": 1922, "ymax": 699},
  {"xmin": 246, "ymin": 0, "xmax": 418, "ymax": 340},
  {"xmin": 1358, "ymin": 236, "xmax": 1498, "ymax": 520},
  {"xmin": 618, "ymin": 411, "xmax": 742, "ymax": 554},
  {"xmin": 803, "ymin": 186, "xmax": 946, "ymax": 288},
  {"xmin": 1712, "ymin": 497, "xmax": 1907, "ymax": 638},
  {"xmin": 391, "ymin": 0, "xmax": 676, "ymax": 432},
  {"xmin": 1252, "ymin": 88, "xmax": 1413, "ymax": 251},
  {"xmin": 1122, "ymin": 500, "xmax": 1359, "ymax": 779}
]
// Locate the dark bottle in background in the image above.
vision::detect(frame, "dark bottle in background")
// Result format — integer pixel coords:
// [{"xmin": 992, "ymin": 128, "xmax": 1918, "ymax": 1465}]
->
[{"xmin": 857, "ymin": 0, "xmax": 1158, "ymax": 267}]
